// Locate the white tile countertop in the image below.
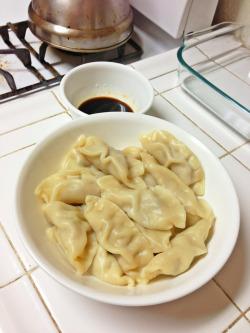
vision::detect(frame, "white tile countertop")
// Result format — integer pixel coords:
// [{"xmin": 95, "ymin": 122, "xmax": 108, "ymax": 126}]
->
[
  {"xmin": 1, "ymin": 44, "xmax": 250, "ymax": 333},
  {"xmin": 1, "ymin": 2, "xmax": 250, "ymax": 333}
]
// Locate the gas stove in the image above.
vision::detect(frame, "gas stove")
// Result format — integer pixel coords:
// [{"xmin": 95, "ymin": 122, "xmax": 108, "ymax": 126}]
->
[
  {"xmin": 0, "ymin": 6, "xmax": 183, "ymax": 104},
  {"xmin": 0, "ymin": 20, "xmax": 144, "ymax": 102}
]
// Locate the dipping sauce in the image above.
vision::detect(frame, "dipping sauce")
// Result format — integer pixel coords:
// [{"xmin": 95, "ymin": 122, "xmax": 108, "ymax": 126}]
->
[{"xmin": 78, "ymin": 97, "xmax": 133, "ymax": 114}]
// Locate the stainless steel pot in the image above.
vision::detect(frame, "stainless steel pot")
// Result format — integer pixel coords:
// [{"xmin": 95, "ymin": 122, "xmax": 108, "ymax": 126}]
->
[{"xmin": 28, "ymin": 0, "xmax": 133, "ymax": 52}]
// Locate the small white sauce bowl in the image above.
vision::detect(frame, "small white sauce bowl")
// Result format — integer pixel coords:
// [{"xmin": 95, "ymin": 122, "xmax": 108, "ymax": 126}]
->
[{"xmin": 60, "ymin": 62, "xmax": 154, "ymax": 117}]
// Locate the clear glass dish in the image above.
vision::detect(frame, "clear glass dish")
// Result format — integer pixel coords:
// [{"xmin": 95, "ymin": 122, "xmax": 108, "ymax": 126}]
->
[{"xmin": 177, "ymin": 22, "xmax": 250, "ymax": 139}]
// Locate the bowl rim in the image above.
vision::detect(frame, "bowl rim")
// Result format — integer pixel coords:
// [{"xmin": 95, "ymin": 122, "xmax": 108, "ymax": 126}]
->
[
  {"xmin": 13, "ymin": 113, "xmax": 240, "ymax": 306},
  {"xmin": 59, "ymin": 61, "xmax": 154, "ymax": 117}
]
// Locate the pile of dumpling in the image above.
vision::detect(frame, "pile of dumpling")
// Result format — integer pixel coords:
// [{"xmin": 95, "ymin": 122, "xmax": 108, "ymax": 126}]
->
[{"xmin": 35, "ymin": 130, "xmax": 215, "ymax": 286}]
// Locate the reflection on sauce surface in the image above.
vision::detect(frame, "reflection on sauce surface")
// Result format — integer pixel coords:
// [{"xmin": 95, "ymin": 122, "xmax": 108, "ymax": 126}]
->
[{"xmin": 78, "ymin": 97, "xmax": 133, "ymax": 114}]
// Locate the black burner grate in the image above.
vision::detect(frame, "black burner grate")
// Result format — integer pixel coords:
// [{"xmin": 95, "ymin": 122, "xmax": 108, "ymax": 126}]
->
[{"xmin": 0, "ymin": 20, "xmax": 143, "ymax": 102}]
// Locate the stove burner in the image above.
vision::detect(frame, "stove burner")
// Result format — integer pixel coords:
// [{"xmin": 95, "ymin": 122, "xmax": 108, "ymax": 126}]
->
[{"xmin": 0, "ymin": 21, "xmax": 143, "ymax": 102}]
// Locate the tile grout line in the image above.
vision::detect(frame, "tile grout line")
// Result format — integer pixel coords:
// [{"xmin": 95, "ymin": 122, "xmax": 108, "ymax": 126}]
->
[
  {"xmin": 27, "ymin": 272, "xmax": 63, "ymax": 333},
  {"xmin": 0, "ymin": 111, "xmax": 73, "ymax": 159},
  {"xmin": 1, "ymin": 89, "xmax": 248, "ymax": 173},
  {"xmin": 0, "ymin": 113, "xmax": 68, "ymax": 158},
  {"xmin": 219, "ymin": 140, "xmax": 249, "ymax": 158},
  {"xmin": 132, "ymin": 47, "xmax": 240, "ymax": 83},
  {"xmin": 0, "ymin": 267, "xmax": 39, "ymax": 290},
  {"xmin": 1, "ymin": 229, "xmax": 248, "ymax": 333},
  {"xmin": 50, "ymin": 90, "xmax": 67, "ymax": 111},
  {"xmin": 149, "ymin": 65, "xmax": 249, "ymax": 150},
  {"xmin": 130, "ymin": 63, "xmax": 178, "ymax": 81},
  {"xmin": 153, "ymin": 84, "xmax": 180, "ymax": 95},
  {"xmin": 1, "ymin": 218, "xmax": 247, "ymax": 332},
  {"xmin": 214, "ymin": 54, "xmax": 250, "ymax": 68},
  {"xmin": 1, "ymin": 96, "xmax": 69, "ymax": 332},
  {"xmin": 0, "ymin": 221, "xmax": 27, "ymax": 272},
  {"xmin": 213, "ymin": 277, "xmax": 250, "ymax": 332},
  {"xmin": 150, "ymin": 68, "xmax": 177, "ymax": 81},
  {"xmin": 223, "ymin": 313, "xmax": 245, "ymax": 333},
  {"xmin": 148, "ymin": 69, "xmax": 180, "ymax": 95},
  {"xmin": 131, "ymin": 58, "xmax": 234, "ymax": 94},
  {"xmin": 0, "ymin": 274, "xmax": 24, "ymax": 290},
  {"xmin": 50, "ymin": 91, "xmax": 75, "ymax": 119},
  {"xmin": 244, "ymin": 307, "xmax": 250, "ymax": 323},
  {"xmin": 0, "ymin": 143, "xmax": 36, "ymax": 159},
  {"xmin": 159, "ymin": 93, "xmax": 230, "ymax": 154},
  {"xmin": 160, "ymin": 91, "xmax": 250, "ymax": 171},
  {"xmin": 196, "ymin": 45, "xmax": 250, "ymax": 86},
  {"xmin": 219, "ymin": 143, "xmax": 250, "ymax": 171},
  {"xmin": 1, "ymin": 89, "xmax": 248, "ymax": 166},
  {"xmin": 223, "ymin": 65, "xmax": 250, "ymax": 87},
  {"xmin": 0, "ymin": 111, "xmax": 69, "ymax": 136},
  {"xmin": 66, "ymin": 111, "xmax": 74, "ymax": 120},
  {"xmin": 0, "ymin": 221, "xmax": 62, "ymax": 332},
  {"xmin": 131, "ymin": 56, "xmax": 228, "ymax": 83},
  {"xmin": 220, "ymin": 154, "xmax": 248, "ymax": 171},
  {"xmin": 213, "ymin": 278, "xmax": 249, "ymax": 321}
]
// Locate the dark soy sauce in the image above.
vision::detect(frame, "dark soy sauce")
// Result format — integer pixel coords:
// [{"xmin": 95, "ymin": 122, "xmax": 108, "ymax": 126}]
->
[{"xmin": 78, "ymin": 97, "xmax": 133, "ymax": 114}]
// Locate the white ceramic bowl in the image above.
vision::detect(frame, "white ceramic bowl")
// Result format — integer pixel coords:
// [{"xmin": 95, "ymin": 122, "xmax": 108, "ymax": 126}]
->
[
  {"xmin": 14, "ymin": 113, "xmax": 240, "ymax": 306},
  {"xmin": 60, "ymin": 62, "xmax": 154, "ymax": 117}
]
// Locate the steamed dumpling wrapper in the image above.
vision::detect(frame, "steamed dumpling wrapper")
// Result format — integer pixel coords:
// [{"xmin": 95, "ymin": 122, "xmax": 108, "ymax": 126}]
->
[
  {"xmin": 35, "ymin": 130, "xmax": 216, "ymax": 287},
  {"xmin": 77, "ymin": 136, "xmax": 145, "ymax": 189},
  {"xmin": 127, "ymin": 212, "xmax": 215, "ymax": 284},
  {"xmin": 123, "ymin": 146, "xmax": 145, "ymax": 160},
  {"xmin": 84, "ymin": 195, "xmax": 153, "ymax": 272},
  {"xmin": 123, "ymin": 150, "xmax": 145, "ymax": 178},
  {"xmin": 89, "ymin": 245, "xmax": 135, "ymax": 286},
  {"xmin": 141, "ymin": 152, "xmax": 212, "ymax": 220},
  {"xmin": 98, "ymin": 175, "xmax": 186, "ymax": 230},
  {"xmin": 35, "ymin": 167, "xmax": 104, "ymax": 204},
  {"xmin": 123, "ymin": 145, "xmax": 158, "ymax": 186},
  {"xmin": 42, "ymin": 201, "xmax": 97, "ymax": 275},
  {"xmin": 135, "ymin": 223, "xmax": 171, "ymax": 253},
  {"xmin": 60, "ymin": 134, "xmax": 91, "ymax": 170},
  {"xmin": 140, "ymin": 130, "xmax": 205, "ymax": 196}
]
